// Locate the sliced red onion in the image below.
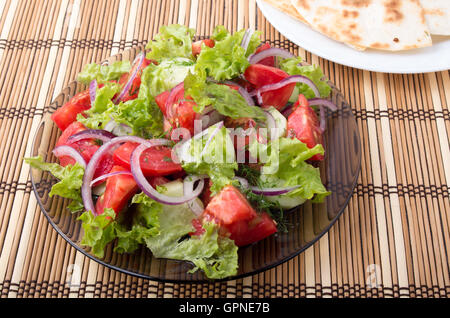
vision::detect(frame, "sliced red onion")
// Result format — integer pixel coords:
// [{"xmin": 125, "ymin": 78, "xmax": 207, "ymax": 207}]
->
[
  {"xmin": 281, "ymin": 104, "xmax": 294, "ymax": 118},
  {"xmin": 238, "ymin": 86, "xmax": 255, "ymax": 106},
  {"xmin": 250, "ymin": 185, "xmax": 300, "ymax": 196},
  {"xmin": 68, "ymin": 129, "xmax": 116, "ymax": 143},
  {"xmin": 250, "ymin": 75, "xmax": 320, "ymax": 104},
  {"xmin": 264, "ymin": 109, "xmax": 284, "ymax": 140},
  {"xmin": 184, "ymin": 175, "xmax": 206, "ymax": 216},
  {"xmin": 90, "ymin": 170, "xmax": 133, "ymax": 187},
  {"xmin": 131, "ymin": 144, "xmax": 205, "ymax": 205},
  {"xmin": 240, "ymin": 29, "xmax": 254, "ymax": 54},
  {"xmin": 82, "ymin": 136, "xmax": 170, "ymax": 215},
  {"xmin": 307, "ymin": 98, "xmax": 338, "ymax": 111},
  {"xmin": 248, "ymin": 47, "xmax": 295, "ymax": 64},
  {"xmin": 89, "ymin": 79, "xmax": 97, "ymax": 104},
  {"xmin": 52, "ymin": 145, "xmax": 86, "ymax": 168},
  {"xmin": 233, "ymin": 176, "xmax": 249, "ymax": 189},
  {"xmin": 103, "ymin": 119, "xmax": 117, "ymax": 132},
  {"xmin": 113, "ymin": 52, "xmax": 144, "ymax": 104},
  {"xmin": 165, "ymin": 82, "xmax": 184, "ymax": 119},
  {"xmin": 319, "ymin": 106, "xmax": 326, "ymax": 133}
]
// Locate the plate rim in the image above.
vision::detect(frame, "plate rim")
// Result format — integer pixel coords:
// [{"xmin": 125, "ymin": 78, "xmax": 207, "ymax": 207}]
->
[{"xmin": 29, "ymin": 44, "xmax": 362, "ymax": 283}]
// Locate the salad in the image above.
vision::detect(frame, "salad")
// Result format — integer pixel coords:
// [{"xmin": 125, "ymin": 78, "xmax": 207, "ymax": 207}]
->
[{"xmin": 26, "ymin": 25, "xmax": 337, "ymax": 280}]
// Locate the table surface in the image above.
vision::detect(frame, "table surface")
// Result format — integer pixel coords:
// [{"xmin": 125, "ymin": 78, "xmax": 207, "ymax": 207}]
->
[{"xmin": 0, "ymin": 0, "xmax": 448, "ymax": 298}]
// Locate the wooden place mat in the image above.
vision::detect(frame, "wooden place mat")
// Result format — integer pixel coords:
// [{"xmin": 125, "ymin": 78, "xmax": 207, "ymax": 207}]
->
[{"xmin": 0, "ymin": 0, "xmax": 448, "ymax": 298}]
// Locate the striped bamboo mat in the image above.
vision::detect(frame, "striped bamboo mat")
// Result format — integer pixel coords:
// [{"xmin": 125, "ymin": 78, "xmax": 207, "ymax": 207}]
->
[{"xmin": 0, "ymin": 0, "xmax": 448, "ymax": 298}]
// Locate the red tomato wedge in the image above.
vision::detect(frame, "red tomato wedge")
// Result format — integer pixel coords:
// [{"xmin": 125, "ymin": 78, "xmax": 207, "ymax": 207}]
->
[
  {"xmin": 112, "ymin": 142, "xmax": 183, "ymax": 177},
  {"xmin": 203, "ymin": 185, "xmax": 277, "ymax": 246},
  {"xmin": 51, "ymin": 90, "xmax": 91, "ymax": 131},
  {"xmin": 254, "ymin": 42, "xmax": 275, "ymax": 67},
  {"xmin": 155, "ymin": 86, "xmax": 197, "ymax": 137},
  {"xmin": 192, "ymin": 39, "xmax": 215, "ymax": 56},
  {"xmin": 287, "ymin": 94, "xmax": 324, "ymax": 161},
  {"xmin": 244, "ymin": 64, "xmax": 295, "ymax": 110},
  {"xmin": 55, "ymin": 121, "xmax": 99, "ymax": 167},
  {"xmin": 117, "ymin": 58, "xmax": 154, "ymax": 103},
  {"xmin": 95, "ymin": 165, "xmax": 138, "ymax": 215}
]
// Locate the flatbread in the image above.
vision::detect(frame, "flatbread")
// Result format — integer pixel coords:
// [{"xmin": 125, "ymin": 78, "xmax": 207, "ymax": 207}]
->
[
  {"xmin": 289, "ymin": 0, "xmax": 432, "ymax": 51},
  {"xmin": 419, "ymin": 0, "xmax": 450, "ymax": 35},
  {"xmin": 262, "ymin": 0, "xmax": 367, "ymax": 51},
  {"xmin": 263, "ymin": 0, "xmax": 308, "ymax": 24}
]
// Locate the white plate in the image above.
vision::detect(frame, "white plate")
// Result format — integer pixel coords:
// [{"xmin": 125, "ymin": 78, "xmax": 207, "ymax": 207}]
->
[{"xmin": 256, "ymin": 0, "xmax": 450, "ymax": 74}]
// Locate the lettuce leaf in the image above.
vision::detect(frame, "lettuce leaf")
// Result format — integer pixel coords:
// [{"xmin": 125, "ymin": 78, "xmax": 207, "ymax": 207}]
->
[
  {"xmin": 77, "ymin": 60, "xmax": 131, "ymax": 84},
  {"xmin": 194, "ymin": 25, "xmax": 261, "ymax": 81},
  {"xmin": 184, "ymin": 70, "xmax": 266, "ymax": 120},
  {"xmin": 78, "ymin": 208, "xmax": 117, "ymax": 258},
  {"xmin": 145, "ymin": 24, "xmax": 195, "ymax": 62},
  {"xmin": 24, "ymin": 156, "xmax": 84, "ymax": 212},
  {"xmin": 250, "ymin": 137, "xmax": 330, "ymax": 203},
  {"xmin": 279, "ymin": 57, "xmax": 331, "ymax": 99},
  {"xmin": 180, "ymin": 126, "xmax": 238, "ymax": 194}
]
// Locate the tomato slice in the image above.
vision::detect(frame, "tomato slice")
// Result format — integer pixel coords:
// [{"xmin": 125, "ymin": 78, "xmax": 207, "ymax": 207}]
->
[
  {"xmin": 95, "ymin": 165, "xmax": 138, "ymax": 215},
  {"xmin": 117, "ymin": 58, "xmax": 154, "ymax": 103},
  {"xmin": 155, "ymin": 86, "xmax": 197, "ymax": 137},
  {"xmin": 51, "ymin": 90, "xmax": 91, "ymax": 131},
  {"xmin": 254, "ymin": 42, "xmax": 275, "ymax": 67},
  {"xmin": 287, "ymin": 94, "xmax": 324, "ymax": 161},
  {"xmin": 192, "ymin": 39, "xmax": 215, "ymax": 56},
  {"xmin": 112, "ymin": 142, "xmax": 183, "ymax": 177},
  {"xmin": 202, "ymin": 185, "xmax": 277, "ymax": 246},
  {"xmin": 55, "ymin": 121, "xmax": 100, "ymax": 167},
  {"xmin": 244, "ymin": 64, "xmax": 295, "ymax": 110}
]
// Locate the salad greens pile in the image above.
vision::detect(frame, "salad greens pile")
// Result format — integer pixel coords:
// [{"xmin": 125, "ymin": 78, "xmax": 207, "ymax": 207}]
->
[{"xmin": 26, "ymin": 24, "xmax": 332, "ymax": 280}]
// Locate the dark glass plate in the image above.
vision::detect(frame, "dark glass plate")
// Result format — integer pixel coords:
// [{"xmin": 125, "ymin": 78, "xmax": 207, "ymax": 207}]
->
[{"xmin": 30, "ymin": 45, "xmax": 361, "ymax": 282}]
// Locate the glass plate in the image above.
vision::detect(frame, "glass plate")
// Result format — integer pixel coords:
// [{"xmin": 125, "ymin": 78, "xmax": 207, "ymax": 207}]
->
[{"xmin": 30, "ymin": 45, "xmax": 361, "ymax": 282}]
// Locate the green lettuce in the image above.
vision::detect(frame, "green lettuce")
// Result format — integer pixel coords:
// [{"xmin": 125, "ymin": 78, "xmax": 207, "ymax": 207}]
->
[
  {"xmin": 141, "ymin": 57, "xmax": 194, "ymax": 97},
  {"xmin": 194, "ymin": 25, "xmax": 261, "ymax": 81},
  {"xmin": 250, "ymin": 137, "xmax": 330, "ymax": 203},
  {"xmin": 279, "ymin": 57, "xmax": 331, "ymax": 99},
  {"xmin": 78, "ymin": 208, "xmax": 117, "ymax": 258},
  {"xmin": 184, "ymin": 70, "xmax": 266, "ymax": 120},
  {"xmin": 77, "ymin": 60, "xmax": 131, "ymax": 84},
  {"xmin": 180, "ymin": 126, "xmax": 238, "ymax": 194},
  {"xmin": 24, "ymin": 156, "xmax": 84, "ymax": 212},
  {"xmin": 146, "ymin": 24, "xmax": 195, "ymax": 62},
  {"xmin": 143, "ymin": 201, "xmax": 238, "ymax": 279}
]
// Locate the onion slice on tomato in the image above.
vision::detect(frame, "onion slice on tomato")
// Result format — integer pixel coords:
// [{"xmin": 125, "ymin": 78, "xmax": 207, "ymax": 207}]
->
[
  {"xmin": 248, "ymin": 47, "xmax": 295, "ymax": 64},
  {"xmin": 250, "ymin": 185, "xmax": 300, "ymax": 196},
  {"xmin": 68, "ymin": 129, "xmax": 116, "ymax": 143},
  {"xmin": 89, "ymin": 170, "xmax": 133, "ymax": 187},
  {"xmin": 82, "ymin": 136, "xmax": 170, "ymax": 215},
  {"xmin": 250, "ymin": 75, "xmax": 320, "ymax": 105},
  {"xmin": 52, "ymin": 145, "xmax": 87, "ymax": 168},
  {"xmin": 113, "ymin": 52, "xmax": 145, "ymax": 104},
  {"xmin": 165, "ymin": 82, "xmax": 184, "ymax": 119},
  {"xmin": 307, "ymin": 98, "xmax": 338, "ymax": 133},
  {"xmin": 131, "ymin": 143, "xmax": 206, "ymax": 205}
]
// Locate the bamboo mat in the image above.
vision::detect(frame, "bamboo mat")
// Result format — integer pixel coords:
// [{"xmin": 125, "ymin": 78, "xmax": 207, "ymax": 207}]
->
[{"xmin": 0, "ymin": 0, "xmax": 448, "ymax": 298}]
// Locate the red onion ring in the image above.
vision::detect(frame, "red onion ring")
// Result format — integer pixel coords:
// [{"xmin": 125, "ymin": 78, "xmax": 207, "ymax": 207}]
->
[
  {"xmin": 165, "ymin": 82, "xmax": 184, "ymax": 119},
  {"xmin": 307, "ymin": 98, "xmax": 338, "ymax": 111},
  {"xmin": 263, "ymin": 110, "xmax": 279, "ymax": 140},
  {"xmin": 131, "ymin": 144, "xmax": 205, "ymax": 205},
  {"xmin": 89, "ymin": 79, "xmax": 97, "ymax": 104},
  {"xmin": 250, "ymin": 185, "xmax": 300, "ymax": 196},
  {"xmin": 240, "ymin": 29, "xmax": 254, "ymax": 54},
  {"xmin": 250, "ymin": 75, "xmax": 320, "ymax": 105},
  {"xmin": 52, "ymin": 145, "xmax": 87, "ymax": 168},
  {"xmin": 113, "ymin": 52, "xmax": 145, "ymax": 104},
  {"xmin": 68, "ymin": 129, "xmax": 116, "ymax": 143},
  {"xmin": 89, "ymin": 170, "xmax": 133, "ymax": 187},
  {"xmin": 248, "ymin": 47, "xmax": 295, "ymax": 64},
  {"xmin": 82, "ymin": 136, "xmax": 169, "ymax": 215},
  {"xmin": 184, "ymin": 175, "xmax": 206, "ymax": 216}
]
